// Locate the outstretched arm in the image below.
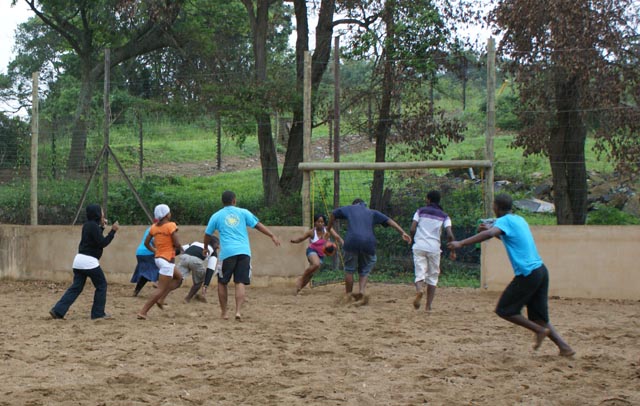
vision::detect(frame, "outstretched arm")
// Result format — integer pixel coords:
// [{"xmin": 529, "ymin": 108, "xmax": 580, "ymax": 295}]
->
[
  {"xmin": 255, "ymin": 222, "xmax": 281, "ymax": 246},
  {"xmin": 290, "ymin": 229, "xmax": 313, "ymax": 244},
  {"xmin": 386, "ymin": 219, "xmax": 412, "ymax": 244},
  {"xmin": 447, "ymin": 227, "xmax": 502, "ymax": 250},
  {"xmin": 330, "ymin": 228, "xmax": 344, "ymax": 246}
]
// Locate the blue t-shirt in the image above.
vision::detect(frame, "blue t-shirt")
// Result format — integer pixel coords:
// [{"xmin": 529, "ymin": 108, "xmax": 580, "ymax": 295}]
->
[
  {"xmin": 493, "ymin": 213, "xmax": 543, "ymax": 276},
  {"xmin": 332, "ymin": 203, "xmax": 389, "ymax": 255},
  {"xmin": 135, "ymin": 227, "xmax": 154, "ymax": 256},
  {"xmin": 205, "ymin": 206, "xmax": 259, "ymax": 261}
]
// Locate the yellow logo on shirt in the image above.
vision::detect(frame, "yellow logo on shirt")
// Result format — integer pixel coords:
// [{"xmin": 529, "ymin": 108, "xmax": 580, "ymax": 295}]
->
[{"xmin": 225, "ymin": 213, "xmax": 240, "ymax": 228}]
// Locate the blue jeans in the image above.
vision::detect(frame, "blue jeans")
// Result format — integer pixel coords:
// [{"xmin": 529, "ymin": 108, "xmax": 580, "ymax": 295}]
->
[
  {"xmin": 343, "ymin": 251, "xmax": 377, "ymax": 277},
  {"xmin": 52, "ymin": 267, "xmax": 108, "ymax": 319}
]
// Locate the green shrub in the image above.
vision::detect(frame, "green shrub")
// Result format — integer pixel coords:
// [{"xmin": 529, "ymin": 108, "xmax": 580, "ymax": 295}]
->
[{"xmin": 587, "ymin": 204, "xmax": 640, "ymax": 225}]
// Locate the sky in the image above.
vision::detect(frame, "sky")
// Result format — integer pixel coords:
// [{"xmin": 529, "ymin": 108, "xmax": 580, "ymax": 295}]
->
[{"xmin": 0, "ymin": 1, "xmax": 32, "ymax": 74}]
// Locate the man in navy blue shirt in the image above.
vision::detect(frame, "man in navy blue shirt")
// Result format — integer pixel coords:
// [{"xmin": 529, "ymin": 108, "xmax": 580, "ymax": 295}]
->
[{"xmin": 326, "ymin": 198, "xmax": 411, "ymax": 304}]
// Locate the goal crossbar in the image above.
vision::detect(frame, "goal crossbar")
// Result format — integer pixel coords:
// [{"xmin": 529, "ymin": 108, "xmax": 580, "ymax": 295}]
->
[{"xmin": 298, "ymin": 160, "xmax": 492, "ymax": 171}]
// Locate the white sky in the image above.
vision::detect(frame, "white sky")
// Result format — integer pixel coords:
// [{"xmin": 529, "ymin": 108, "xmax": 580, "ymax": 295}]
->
[{"xmin": 0, "ymin": 1, "xmax": 32, "ymax": 74}]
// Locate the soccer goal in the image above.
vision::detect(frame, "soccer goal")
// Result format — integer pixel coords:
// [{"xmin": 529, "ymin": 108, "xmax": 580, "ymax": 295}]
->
[{"xmin": 298, "ymin": 160, "xmax": 493, "ymax": 286}]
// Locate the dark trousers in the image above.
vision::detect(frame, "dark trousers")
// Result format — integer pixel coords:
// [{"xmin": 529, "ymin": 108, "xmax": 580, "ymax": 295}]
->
[{"xmin": 52, "ymin": 267, "xmax": 108, "ymax": 319}]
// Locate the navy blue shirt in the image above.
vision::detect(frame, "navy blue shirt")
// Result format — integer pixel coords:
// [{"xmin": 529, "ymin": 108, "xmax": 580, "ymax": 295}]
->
[{"xmin": 332, "ymin": 203, "xmax": 389, "ymax": 255}]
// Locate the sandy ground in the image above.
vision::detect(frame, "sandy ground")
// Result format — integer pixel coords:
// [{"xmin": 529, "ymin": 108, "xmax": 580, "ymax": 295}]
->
[{"xmin": 0, "ymin": 280, "xmax": 638, "ymax": 406}]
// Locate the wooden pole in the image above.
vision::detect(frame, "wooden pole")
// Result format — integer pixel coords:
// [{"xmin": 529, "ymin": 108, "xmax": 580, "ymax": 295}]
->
[
  {"xmin": 302, "ymin": 51, "xmax": 312, "ymax": 227},
  {"xmin": 216, "ymin": 113, "xmax": 222, "ymax": 170},
  {"xmin": 333, "ymin": 36, "xmax": 341, "ymax": 211},
  {"xmin": 103, "ymin": 49, "xmax": 110, "ymax": 217},
  {"xmin": 30, "ymin": 72, "xmax": 39, "ymax": 225},
  {"xmin": 138, "ymin": 111, "xmax": 143, "ymax": 177},
  {"xmin": 485, "ymin": 38, "xmax": 496, "ymax": 218}
]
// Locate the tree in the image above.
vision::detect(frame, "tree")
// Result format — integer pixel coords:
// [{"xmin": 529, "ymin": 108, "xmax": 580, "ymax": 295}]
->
[
  {"xmin": 339, "ymin": 0, "xmax": 453, "ymax": 210},
  {"xmin": 15, "ymin": 0, "xmax": 186, "ymax": 174},
  {"xmin": 490, "ymin": 0, "xmax": 640, "ymax": 224}
]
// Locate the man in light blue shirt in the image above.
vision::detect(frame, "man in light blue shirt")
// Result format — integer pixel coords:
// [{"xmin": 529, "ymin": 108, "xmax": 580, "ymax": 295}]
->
[
  {"xmin": 203, "ymin": 191, "xmax": 280, "ymax": 321},
  {"xmin": 448, "ymin": 193, "xmax": 575, "ymax": 357}
]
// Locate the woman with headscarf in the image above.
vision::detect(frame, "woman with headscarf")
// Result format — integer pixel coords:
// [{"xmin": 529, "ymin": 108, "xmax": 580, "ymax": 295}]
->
[{"xmin": 137, "ymin": 204, "xmax": 184, "ymax": 320}]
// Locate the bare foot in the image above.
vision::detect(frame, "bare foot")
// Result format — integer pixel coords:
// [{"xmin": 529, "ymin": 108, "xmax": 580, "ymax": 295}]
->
[
  {"xmin": 413, "ymin": 292, "xmax": 423, "ymax": 310},
  {"xmin": 534, "ymin": 328, "xmax": 551, "ymax": 350},
  {"xmin": 559, "ymin": 347, "xmax": 576, "ymax": 357},
  {"xmin": 235, "ymin": 314, "xmax": 242, "ymax": 321},
  {"xmin": 221, "ymin": 311, "xmax": 229, "ymax": 320},
  {"xmin": 136, "ymin": 313, "xmax": 147, "ymax": 320},
  {"xmin": 353, "ymin": 294, "xmax": 369, "ymax": 307},
  {"xmin": 351, "ymin": 293, "xmax": 363, "ymax": 301}
]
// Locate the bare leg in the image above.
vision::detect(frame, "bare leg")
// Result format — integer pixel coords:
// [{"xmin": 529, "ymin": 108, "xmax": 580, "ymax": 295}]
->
[
  {"xmin": 358, "ymin": 274, "xmax": 369, "ymax": 295},
  {"xmin": 425, "ymin": 284, "xmax": 436, "ymax": 311},
  {"xmin": 296, "ymin": 255, "xmax": 321, "ymax": 294},
  {"xmin": 218, "ymin": 282, "xmax": 229, "ymax": 319},
  {"xmin": 185, "ymin": 281, "xmax": 203, "ymax": 302},
  {"xmin": 157, "ymin": 273, "xmax": 182, "ymax": 306},
  {"xmin": 413, "ymin": 280, "xmax": 425, "ymax": 309},
  {"xmin": 138, "ymin": 274, "xmax": 173, "ymax": 318},
  {"xmin": 499, "ymin": 313, "xmax": 550, "ymax": 350},
  {"xmin": 235, "ymin": 283, "xmax": 246, "ymax": 320},
  {"xmin": 534, "ymin": 320, "xmax": 575, "ymax": 356},
  {"xmin": 345, "ymin": 272, "xmax": 354, "ymax": 294}
]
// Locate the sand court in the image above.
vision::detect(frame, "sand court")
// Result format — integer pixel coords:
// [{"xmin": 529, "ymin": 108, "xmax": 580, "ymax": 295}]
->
[{"xmin": 0, "ymin": 280, "xmax": 638, "ymax": 405}]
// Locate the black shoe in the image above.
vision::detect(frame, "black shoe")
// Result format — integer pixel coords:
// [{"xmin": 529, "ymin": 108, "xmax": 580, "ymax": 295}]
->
[{"xmin": 49, "ymin": 309, "xmax": 64, "ymax": 320}]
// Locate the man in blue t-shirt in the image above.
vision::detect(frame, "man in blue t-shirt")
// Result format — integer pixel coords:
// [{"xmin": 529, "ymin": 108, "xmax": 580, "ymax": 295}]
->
[
  {"xmin": 203, "ymin": 190, "xmax": 280, "ymax": 320},
  {"xmin": 448, "ymin": 193, "xmax": 575, "ymax": 357},
  {"xmin": 326, "ymin": 198, "xmax": 412, "ymax": 304}
]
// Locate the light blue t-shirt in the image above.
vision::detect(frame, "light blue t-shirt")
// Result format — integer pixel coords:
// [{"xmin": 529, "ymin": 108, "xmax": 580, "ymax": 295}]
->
[
  {"xmin": 204, "ymin": 206, "xmax": 259, "ymax": 261},
  {"xmin": 135, "ymin": 227, "xmax": 154, "ymax": 256},
  {"xmin": 493, "ymin": 213, "xmax": 543, "ymax": 277}
]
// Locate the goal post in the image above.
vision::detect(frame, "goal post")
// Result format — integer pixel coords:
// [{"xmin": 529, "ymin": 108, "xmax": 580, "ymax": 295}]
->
[{"xmin": 299, "ymin": 160, "xmax": 493, "ymax": 228}]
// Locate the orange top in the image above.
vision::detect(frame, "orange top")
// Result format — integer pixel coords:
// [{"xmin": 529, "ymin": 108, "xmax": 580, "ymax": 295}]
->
[{"xmin": 149, "ymin": 221, "xmax": 178, "ymax": 261}]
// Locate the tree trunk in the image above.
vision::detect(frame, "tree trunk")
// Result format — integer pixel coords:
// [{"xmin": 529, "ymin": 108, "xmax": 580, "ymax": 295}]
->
[
  {"xmin": 67, "ymin": 61, "xmax": 95, "ymax": 174},
  {"xmin": 370, "ymin": 57, "xmax": 393, "ymax": 211},
  {"xmin": 370, "ymin": 2, "xmax": 396, "ymax": 211},
  {"xmin": 279, "ymin": 0, "xmax": 335, "ymax": 196},
  {"xmin": 256, "ymin": 111, "xmax": 280, "ymax": 205},
  {"xmin": 550, "ymin": 72, "xmax": 588, "ymax": 224},
  {"xmin": 244, "ymin": 0, "xmax": 280, "ymax": 205}
]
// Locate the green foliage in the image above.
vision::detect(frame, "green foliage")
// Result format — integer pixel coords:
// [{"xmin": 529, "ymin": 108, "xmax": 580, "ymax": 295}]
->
[
  {"xmin": 0, "ymin": 114, "xmax": 30, "ymax": 169},
  {"xmin": 586, "ymin": 204, "xmax": 640, "ymax": 225}
]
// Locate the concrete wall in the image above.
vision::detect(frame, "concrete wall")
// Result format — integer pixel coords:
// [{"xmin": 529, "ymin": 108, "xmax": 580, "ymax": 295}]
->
[
  {"xmin": 0, "ymin": 225, "xmax": 308, "ymax": 287},
  {"xmin": 481, "ymin": 226, "xmax": 640, "ymax": 300},
  {"xmin": 1, "ymin": 225, "xmax": 639, "ymax": 300}
]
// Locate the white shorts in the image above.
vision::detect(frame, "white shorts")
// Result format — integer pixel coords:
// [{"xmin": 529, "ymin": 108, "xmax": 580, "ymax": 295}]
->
[
  {"xmin": 413, "ymin": 249, "xmax": 441, "ymax": 286},
  {"xmin": 155, "ymin": 257, "xmax": 176, "ymax": 277}
]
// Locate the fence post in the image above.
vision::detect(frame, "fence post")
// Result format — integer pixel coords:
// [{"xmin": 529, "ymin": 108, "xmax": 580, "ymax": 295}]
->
[
  {"xmin": 30, "ymin": 72, "xmax": 39, "ymax": 225},
  {"xmin": 485, "ymin": 38, "xmax": 496, "ymax": 217},
  {"xmin": 302, "ymin": 51, "xmax": 312, "ymax": 228},
  {"xmin": 103, "ymin": 49, "xmax": 111, "ymax": 216}
]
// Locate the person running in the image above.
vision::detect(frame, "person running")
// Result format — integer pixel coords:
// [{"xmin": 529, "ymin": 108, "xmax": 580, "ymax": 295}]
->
[
  {"xmin": 325, "ymin": 198, "xmax": 412, "ymax": 304},
  {"xmin": 178, "ymin": 237, "xmax": 219, "ymax": 303},
  {"xmin": 290, "ymin": 213, "xmax": 343, "ymax": 295},
  {"xmin": 137, "ymin": 204, "xmax": 184, "ymax": 320},
  {"xmin": 447, "ymin": 193, "xmax": 575, "ymax": 356},
  {"xmin": 410, "ymin": 190, "xmax": 456, "ymax": 311},
  {"xmin": 203, "ymin": 190, "xmax": 280, "ymax": 320},
  {"xmin": 49, "ymin": 204, "xmax": 119, "ymax": 320},
  {"xmin": 130, "ymin": 226, "xmax": 159, "ymax": 297}
]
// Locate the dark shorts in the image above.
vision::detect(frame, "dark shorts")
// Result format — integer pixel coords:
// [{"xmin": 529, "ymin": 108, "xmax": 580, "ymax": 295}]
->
[
  {"xmin": 495, "ymin": 265, "xmax": 549, "ymax": 323},
  {"xmin": 218, "ymin": 254, "xmax": 251, "ymax": 285}
]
